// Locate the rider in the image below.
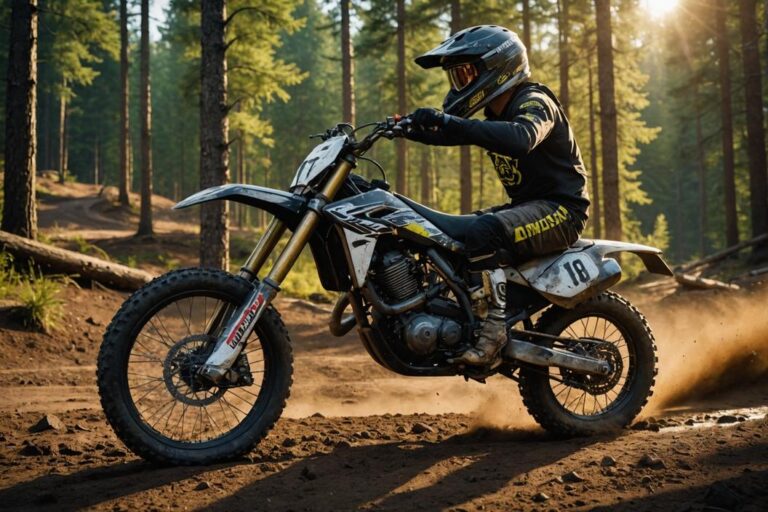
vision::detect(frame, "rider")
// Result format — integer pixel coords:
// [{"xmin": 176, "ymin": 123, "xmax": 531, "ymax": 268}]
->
[{"xmin": 406, "ymin": 25, "xmax": 590, "ymax": 366}]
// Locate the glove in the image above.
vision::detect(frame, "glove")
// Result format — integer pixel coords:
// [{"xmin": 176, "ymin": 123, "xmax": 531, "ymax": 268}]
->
[{"xmin": 411, "ymin": 108, "xmax": 445, "ymax": 130}]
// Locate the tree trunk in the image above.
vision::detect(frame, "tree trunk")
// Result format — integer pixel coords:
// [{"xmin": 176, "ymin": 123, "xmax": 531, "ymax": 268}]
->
[
  {"xmin": 137, "ymin": 0, "xmax": 153, "ymax": 236},
  {"xmin": 57, "ymin": 85, "xmax": 66, "ymax": 184},
  {"xmin": 93, "ymin": 138, "xmax": 100, "ymax": 185},
  {"xmin": 450, "ymin": 0, "xmax": 472, "ymax": 213},
  {"xmin": 694, "ymin": 78, "xmax": 708, "ymax": 256},
  {"xmin": 588, "ymin": 47, "xmax": 601, "ymax": 239},
  {"xmin": 118, "ymin": 0, "xmax": 130, "ymax": 206},
  {"xmin": 715, "ymin": 0, "xmax": 738, "ymax": 247},
  {"xmin": 420, "ymin": 146, "xmax": 431, "ymax": 206},
  {"xmin": 341, "ymin": 0, "xmax": 355, "ymax": 126},
  {"xmin": 200, "ymin": 0, "xmax": 230, "ymax": 269},
  {"xmin": 0, "ymin": 230, "xmax": 153, "ymax": 290},
  {"xmin": 557, "ymin": 0, "xmax": 569, "ymax": 115},
  {"xmin": 739, "ymin": 0, "xmax": 768, "ymax": 253},
  {"xmin": 595, "ymin": 0, "xmax": 622, "ymax": 241},
  {"xmin": 2, "ymin": 0, "xmax": 38, "ymax": 239},
  {"xmin": 521, "ymin": 0, "xmax": 531, "ymax": 54},
  {"xmin": 395, "ymin": 0, "xmax": 408, "ymax": 196},
  {"xmin": 237, "ymin": 129, "xmax": 245, "ymax": 228}
]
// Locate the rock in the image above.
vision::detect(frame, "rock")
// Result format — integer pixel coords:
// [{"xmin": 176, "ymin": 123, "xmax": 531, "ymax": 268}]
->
[
  {"xmin": 531, "ymin": 492, "xmax": 550, "ymax": 503},
  {"xmin": 74, "ymin": 423, "xmax": 91, "ymax": 432},
  {"xmin": 640, "ymin": 475, "xmax": 653, "ymax": 484},
  {"xmin": 103, "ymin": 448, "xmax": 127, "ymax": 457},
  {"xmin": 311, "ymin": 412, "xmax": 325, "ymax": 418},
  {"xmin": 638, "ymin": 454, "xmax": 666, "ymax": 470},
  {"xmin": 85, "ymin": 316, "xmax": 102, "ymax": 326},
  {"xmin": 301, "ymin": 466, "xmax": 318, "ymax": 481},
  {"xmin": 19, "ymin": 441, "xmax": 51, "ymax": 457},
  {"xmin": 574, "ymin": 500, "xmax": 587, "ymax": 507},
  {"xmin": 194, "ymin": 481, "xmax": 211, "ymax": 491},
  {"xmin": 58, "ymin": 443, "xmax": 83, "ymax": 456},
  {"xmin": 411, "ymin": 422, "xmax": 434, "ymax": 434},
  {"xmin": 29, "ymin": 414, "xmax": 65, "ymax": 433},
  {"xmin": 631, "ymin": 420, "xmax": 649, "ymax": 430},
  {"xmin": 357, "ymin": 430, "xmax": 372, "ymax": 439},
  {"xmin": 562, "ymin": 470, "xmax": 586, "ymax": 483},
  {"xmin": 601, "ymin": 455, "xmax": 617, "ymax": 467},
  {"xmin": 395, "ymin": 425, "xmax": 406, "ymax": 433},
  {"xmin": 717, "ymin": 415, "xmax": 738, "ymax": 424},
  {"xmin": 705, "ymin": 483, "xmax": 743, "ymax": 509},
  {"xmin": 282, "ymin": 437, "xmax": 297, "ymax": 448},
  {"xmin": 684, "ymin": 418, "xmax": 695, "ymax": 426}
]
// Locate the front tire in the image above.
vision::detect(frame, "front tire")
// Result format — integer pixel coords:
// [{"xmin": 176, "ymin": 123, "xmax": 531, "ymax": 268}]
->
[
  {"xmin": 97, "ymin": 268, "xmax": 293, "ymax": 465},
  {"xmin": 518, "ymin": 291, "xmax": 657, "ymax": 436}
]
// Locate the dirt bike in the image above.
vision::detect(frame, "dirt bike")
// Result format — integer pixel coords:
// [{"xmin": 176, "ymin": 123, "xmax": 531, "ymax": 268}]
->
[{"xmin": 97, "ymin": 117, "xmax": 672, "ymax": 465}]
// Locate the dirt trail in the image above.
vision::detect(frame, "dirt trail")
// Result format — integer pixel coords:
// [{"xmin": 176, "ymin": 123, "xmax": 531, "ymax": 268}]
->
[{"xmin": 0, "ymin": 181, "xmax": 766, "ymax": 510}]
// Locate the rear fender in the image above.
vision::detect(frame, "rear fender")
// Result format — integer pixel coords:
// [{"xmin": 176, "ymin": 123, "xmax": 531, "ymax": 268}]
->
[
  {"xmin": 173, "ymin": 184, "xmax": 306, "ymax": 229},
  {"xmin": 505, "ymin": 239, "xmax": 672, "ymax": 308}
]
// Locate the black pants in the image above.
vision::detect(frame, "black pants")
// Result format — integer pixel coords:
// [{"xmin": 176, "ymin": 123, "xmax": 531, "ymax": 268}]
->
[{"xmin": 465, "ymin": 200, "xmax": 585, "ymax": 270}]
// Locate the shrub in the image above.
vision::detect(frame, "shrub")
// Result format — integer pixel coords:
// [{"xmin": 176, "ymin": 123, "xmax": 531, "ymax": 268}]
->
[{"xmin": 16, "ymin": 270, "xmax": 65, "ymax": 333}]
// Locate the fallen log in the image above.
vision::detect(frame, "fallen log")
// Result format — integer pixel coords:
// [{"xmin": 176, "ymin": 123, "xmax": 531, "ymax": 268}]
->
[
  {"xmin": 0, "ymin": 230, "xmax": 154, "ymax": 291},
  {"xmin": 675, "ymin": 233, "xmax": 768, "ymax": 274},
  {"xmin": 674, "ymin": 273, "xmax": 741, "ymax": 292}
]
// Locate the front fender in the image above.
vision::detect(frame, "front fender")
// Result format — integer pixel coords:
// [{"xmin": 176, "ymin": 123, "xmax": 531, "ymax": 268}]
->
[{"xmin": 173, "ymin": 184, "xmax": 306, "ymax": 229}]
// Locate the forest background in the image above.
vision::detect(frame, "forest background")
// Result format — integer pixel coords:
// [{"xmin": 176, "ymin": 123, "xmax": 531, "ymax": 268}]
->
[{"xmin": 2, "ymin": 0, "xmax": 768, "ymax": 276}]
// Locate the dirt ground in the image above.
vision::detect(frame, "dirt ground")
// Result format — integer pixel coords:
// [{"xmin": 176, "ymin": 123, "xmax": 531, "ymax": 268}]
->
[{"xmin": 0, "ymin": 180, "xmax": 767, "ymax": 511}]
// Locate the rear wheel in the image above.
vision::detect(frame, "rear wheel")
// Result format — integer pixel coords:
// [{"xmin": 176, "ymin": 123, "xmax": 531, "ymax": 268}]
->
[
  {"xmin": 97, "ymin": 268, "xmax": 293, "ymax": 465},
  {"xmin": 518, "ymin": 291, "xmax": 656, "ymax": 436}
]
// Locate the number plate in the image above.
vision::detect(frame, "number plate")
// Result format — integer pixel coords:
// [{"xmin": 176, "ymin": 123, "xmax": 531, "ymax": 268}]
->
[
  {"xmin": 536, "ymin": 253, "xmax": 600, "ymax": 297},
  {"xmin": 290, "ymin": 135, "xmax": 347, "ymax": 189}
]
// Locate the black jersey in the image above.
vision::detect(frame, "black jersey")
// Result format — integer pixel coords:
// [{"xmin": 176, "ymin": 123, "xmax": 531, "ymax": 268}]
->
[{"xmin": 407, "ymin": 82, "xmax": 590, "ymax": 220}]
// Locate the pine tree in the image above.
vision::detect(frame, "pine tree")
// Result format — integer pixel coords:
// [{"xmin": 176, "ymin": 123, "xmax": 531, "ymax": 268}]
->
[
  {"xmin": 137, "ymin": 0, "xmax": 153, "ymax": 236},
  {"xmin": 2, "ymin": 0, "xmax": 38, "ymax": 239},
  {"xmin": 118, "ymin": 0, "xmax": 130, "ymax": 206}
]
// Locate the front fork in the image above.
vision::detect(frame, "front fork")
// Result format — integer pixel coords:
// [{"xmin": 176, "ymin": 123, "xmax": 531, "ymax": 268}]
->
[{"xmin": 199, "ymin": 158, "xmax": 354, "ymax": 383}]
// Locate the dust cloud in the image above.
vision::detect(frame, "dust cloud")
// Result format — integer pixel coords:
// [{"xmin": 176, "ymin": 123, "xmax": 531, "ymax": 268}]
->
[{"xmin": 644, "ymin": 285, "xmax": 768, "ymax": 412}]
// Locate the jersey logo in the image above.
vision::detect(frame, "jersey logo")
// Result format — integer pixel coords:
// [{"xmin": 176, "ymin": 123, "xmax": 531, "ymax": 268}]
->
[{"xmin": 488, "ymin": 152, "xmax": 523, "ymax": 187}]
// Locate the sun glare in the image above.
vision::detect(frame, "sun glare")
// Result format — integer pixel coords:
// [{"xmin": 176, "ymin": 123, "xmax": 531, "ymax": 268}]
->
[{"xmin": 643, "ymin": 0, "xmax": 680, "ymax": 19}]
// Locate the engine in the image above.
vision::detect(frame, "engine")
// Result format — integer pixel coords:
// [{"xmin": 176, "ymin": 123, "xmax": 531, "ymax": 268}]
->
[{"xmin": 370, "ymin": 250, "xmax": 463, "ymax": 356}]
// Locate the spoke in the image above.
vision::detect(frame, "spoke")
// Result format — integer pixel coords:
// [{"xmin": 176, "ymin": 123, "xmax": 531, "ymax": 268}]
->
[
  {"xmin": 133, "ymin": 379, "xmax": 166, "ymax": 404},
  {"xmin": 175, "ymin": 300, "xmax": 193, "ymax": 337},
  {"xmin": 221, "ymin": 394, "xmax": 251, "ymax": 419},
  {"xmin": 147, "ymin": 318, "xmax": 174, "ymax": 348}
]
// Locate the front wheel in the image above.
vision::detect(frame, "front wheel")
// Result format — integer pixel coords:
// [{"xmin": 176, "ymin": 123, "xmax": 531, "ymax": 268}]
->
[
  {"xmin": 97, "ymin": 268, "xmax": 293, "ymax": 465},
  {"xmin": 518, "ymin": 291, "xmax": 657, "ymax": 436}
]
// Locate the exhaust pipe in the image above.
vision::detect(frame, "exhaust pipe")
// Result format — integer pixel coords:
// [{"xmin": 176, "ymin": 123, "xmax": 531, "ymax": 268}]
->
[
  {"xmin": 504, "ymin": 339, "xmax": 611, "ymax": 375},
  {"xmin": 329, "ymin": 294, "xmax": 357, "ymax": 337}
]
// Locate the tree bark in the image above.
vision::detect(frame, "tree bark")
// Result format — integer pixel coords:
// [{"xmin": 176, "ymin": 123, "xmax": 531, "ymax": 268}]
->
[
  {"xmin": 739, "ymin": 0, "xmax": 768, "ymax": 251},
  {"xmin": 395, "ymin": 0, "xmax": 408, "ymax": 196},
  {"xmin": 0, "ymin": 230, "xmax": 153, "ymax": 290},
  {"xmin": 450, "ymin": 0, "xmax": 472, "ymax": 213},
  {"xmin": 715, "ymin": 0, "xmax": 738, "ymax": 247},
  {"xmin": 118, "ymin": 0, "xmax": 130, "ymax": 206},
  {"xmin": 200, "ymin": 0, "xmax": 230, "ymax": 269},
  {"xmin": 694, "ymin": 78, "xmax": 708, "ymax": 256},
  {"xmin": 237, "ymin": 129, "xmax": 245, "ymax": 228},
  {"xmin": 2, "ymin": 0, "xmax": 38, "ymax": 239},
  {"xmin": 521, "ymin": 0, "xmax": 531, "ymax": 54},
  {"xmin": 557, "ymin": 0, "xmax": 569, "ymax": 115},
  {"xmin": 341, "ymin": 0, "xmax": 355, "ymax": 126},
  {"xmin": 57, "ymin": 84, "xmax": 67, "ymax": 184},
  {"xmin": 137, "ymin": 0, "xmax": 154, "ymax": 236},
  {"xmin": 587, "ymin": 47, "xmax": 601, "ymax": 239},
  {"xmin": 420, "ymin": 146, "xmax": 431, "ymax": 206},
  {"xmin": 595, "ymin": 0, "xmax": 622, "ymax": 241}
]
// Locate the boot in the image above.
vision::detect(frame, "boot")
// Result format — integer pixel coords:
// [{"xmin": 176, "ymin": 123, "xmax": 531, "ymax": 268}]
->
[{"xmin": 450, "ymin": 309, "xmax": 507, "ymax": 366}]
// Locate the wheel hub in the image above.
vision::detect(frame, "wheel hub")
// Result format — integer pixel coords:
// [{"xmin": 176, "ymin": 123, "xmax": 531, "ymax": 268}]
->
[
  {"xmin": 560, "ymin": 340, "xmax": 623, "ymax": 395},
  {"xmin": 163, "ymin": 334, "xmax": 225, "ymax": 406}
]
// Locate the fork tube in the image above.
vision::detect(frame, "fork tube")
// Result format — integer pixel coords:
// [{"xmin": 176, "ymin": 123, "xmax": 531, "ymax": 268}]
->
[
  {"xmin": 239, "ymin": 217, "xmax": 286, "ymax": 280},
  {"xmin": 264, "ymin": 159, "xmax": 353, "ymax": 284}
]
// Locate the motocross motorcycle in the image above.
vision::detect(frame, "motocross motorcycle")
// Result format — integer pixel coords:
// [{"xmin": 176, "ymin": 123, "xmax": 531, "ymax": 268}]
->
[{"xmin": 97, "ymin": 117, "xmax": 672, "ymax": 465}]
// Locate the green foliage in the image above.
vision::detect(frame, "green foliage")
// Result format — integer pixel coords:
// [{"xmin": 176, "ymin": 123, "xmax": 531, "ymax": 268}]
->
[
  {"xmin": 0, "ymin": 253, "xmax": 19, "ymax": 300},
  {"xmin": 16, "ymin": 270, "xmax": 66, "ymax": 333},
  {"xmin": 72, "ymin": 235, "xmax": 110, "ymax": 260}
]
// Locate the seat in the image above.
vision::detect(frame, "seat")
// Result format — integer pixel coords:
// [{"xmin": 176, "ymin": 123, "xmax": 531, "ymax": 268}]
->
[{"xmin": 396, "ymin": 194, "xmax": 478, "ymax": 243}]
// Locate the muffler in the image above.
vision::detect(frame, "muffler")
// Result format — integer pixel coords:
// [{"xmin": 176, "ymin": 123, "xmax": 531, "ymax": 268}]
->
[{"xmin": 503, "ymin": 338, "xmax": 611, "ymax": 375}]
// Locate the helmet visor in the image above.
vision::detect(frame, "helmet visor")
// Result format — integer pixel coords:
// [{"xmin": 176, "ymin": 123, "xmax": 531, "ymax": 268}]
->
[{"xmin": 446, "ymin": 63, "xmax": 479, "ymax": 92}]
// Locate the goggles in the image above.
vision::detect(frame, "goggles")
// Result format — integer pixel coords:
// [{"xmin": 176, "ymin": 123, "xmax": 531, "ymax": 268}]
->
[{"xmin": 446, "ymin": 62, "xmax": 479, "ymax": 91}]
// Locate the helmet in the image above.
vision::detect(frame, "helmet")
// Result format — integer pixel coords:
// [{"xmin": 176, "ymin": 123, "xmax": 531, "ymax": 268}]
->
[{"xmin": 415, "ymin": 25, "xmax": 530, "ymax": 118}]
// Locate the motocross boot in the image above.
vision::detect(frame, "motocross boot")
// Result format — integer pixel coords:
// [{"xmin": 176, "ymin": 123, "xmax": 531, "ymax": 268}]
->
[
  {"xmin": 450, "ymin": 308, "xmax": 507, "ymax": 366},
  {"xmin": 450, "ymin": 268, "xmax": 508, "ymax": 366}
]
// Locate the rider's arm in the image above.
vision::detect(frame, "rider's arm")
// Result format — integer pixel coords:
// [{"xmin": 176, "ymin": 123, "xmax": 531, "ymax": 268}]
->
[
  {"xmin": 405, "ymin": 126, "xmax": 467, "ymax": 146},
  {"xmin": 443, "ymin": 93, "xmax": 556, "ymax": 156}
]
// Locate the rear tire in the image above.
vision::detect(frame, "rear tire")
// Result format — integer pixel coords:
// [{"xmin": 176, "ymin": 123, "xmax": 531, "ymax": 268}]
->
[
  {"xmin": 518, "ymin": 291, "xmax": 656, "ymax": 436},
  {"xmin": 97, "ymin": 268, "xmax": 293, "ymax": 465}
]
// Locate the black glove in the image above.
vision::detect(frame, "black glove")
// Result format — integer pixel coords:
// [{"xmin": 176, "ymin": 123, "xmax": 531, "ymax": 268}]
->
[{"xmin": 411, "ymin": 108, "xmax": 445, "ymax": 130}]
